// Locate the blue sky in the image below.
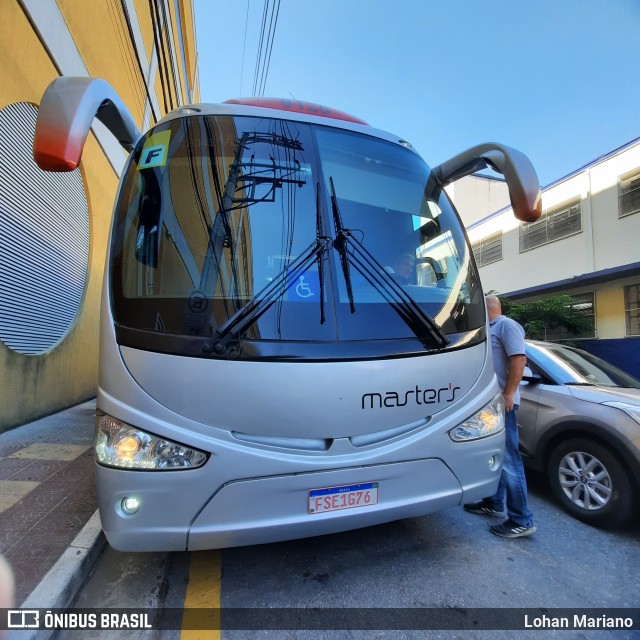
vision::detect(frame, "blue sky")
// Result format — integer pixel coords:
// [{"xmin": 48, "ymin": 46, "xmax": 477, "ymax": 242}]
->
[{"xmin": 193, "ymin": 0, "xmax": 640, "ymax": 187}]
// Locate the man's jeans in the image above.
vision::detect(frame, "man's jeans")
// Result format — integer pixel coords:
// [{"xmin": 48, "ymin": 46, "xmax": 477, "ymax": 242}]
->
[{"xmin": 485, "ymin": 406, "xmax": 534, "ymax": 527}]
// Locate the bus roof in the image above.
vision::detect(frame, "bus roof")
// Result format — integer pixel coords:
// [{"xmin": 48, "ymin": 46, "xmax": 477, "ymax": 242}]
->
[
  {"xmin": 223, "ymin": 98, "xmax": 369, "ymax": 126},
  {"xmin": 154, "ymin": 100, "xmax": 417, "ymax": 153}
]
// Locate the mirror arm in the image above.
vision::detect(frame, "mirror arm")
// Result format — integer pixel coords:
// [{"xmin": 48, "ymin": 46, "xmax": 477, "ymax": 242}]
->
[
  {"xmin": 34, "ymin": 77, "xmax": 141, "ymax": 172},
  {"xmin": 432, "ymin": 142, "xmax": 542, "ymax": 223}
]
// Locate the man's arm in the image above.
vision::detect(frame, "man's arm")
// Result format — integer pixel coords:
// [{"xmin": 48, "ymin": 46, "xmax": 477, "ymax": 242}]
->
[{"xmin": 503, "ymin": 354, "xmax": 527, "ymax": 412}]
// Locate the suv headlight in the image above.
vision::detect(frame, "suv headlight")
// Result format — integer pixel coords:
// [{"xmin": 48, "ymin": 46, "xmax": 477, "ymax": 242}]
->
[
  {"xmin": 449, "ymin": 395, "xmax": 505, "ymax": 442},
  {"xmin": 96, "ymin": 415, "xmax": 208, "ymax": 470}
]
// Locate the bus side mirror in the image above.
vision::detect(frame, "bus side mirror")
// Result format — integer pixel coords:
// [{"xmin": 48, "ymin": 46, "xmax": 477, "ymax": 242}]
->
[
  {"xmin": 432, "ymin": 143, "xmax": 542, "ymax": 223},
  {"xmin": 34, "ymin": 76, "xmax": 140, "ymax": 172}
]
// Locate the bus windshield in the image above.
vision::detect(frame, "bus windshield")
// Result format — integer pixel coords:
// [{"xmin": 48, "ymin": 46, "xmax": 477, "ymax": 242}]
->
[{"xmin": 110, "ymin": 114, "xmax": 484, "ymax": 359}]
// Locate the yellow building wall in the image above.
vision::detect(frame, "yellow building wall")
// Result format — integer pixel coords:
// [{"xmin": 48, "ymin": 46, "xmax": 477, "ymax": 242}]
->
[
  {"xmin": 595, "ymin": 287, "xmax": 624, "ymax": 339},
  {"xmin": 0, "ymin": 0, "xmax": 198, "ymax": 432},
  {"xmin": 0, "ymin": 0, "xmax": 118, "ymax": 431},
  {"xmin": 134, "ymin": 0, "xmax": 155, "ymax": 63},
  {"xmin": 155, "ymin": 68, "xmax": 165, "ymax": 111},
  {"xmin": 179, "ymin": 0, "xmax": 197, "ymax": 99},
  {"xmin": 169, "ymin": 0, "xmax": 187, "ymax": 105},
  {"xmin": 56, "ymin": 0, "xmax": 146, "ymax": 124}
]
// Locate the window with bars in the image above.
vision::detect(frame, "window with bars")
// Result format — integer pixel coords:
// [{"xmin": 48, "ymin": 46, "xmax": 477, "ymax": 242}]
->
[
  {"xmin": 624, "ymin": 284, "xmax": 640, "ymax": 336},
  {"xmin": 472, "ymin": 232, "xmax": 502, "ymax": 267},
  {"xmin": 619, "ymin": 172, "xmax": 640, "ymax": 218},
  {"xmin": 544, "ymin": 292, "xmax": 596, "ymax": 341},
  {"xmin": 519, "ymin": 199, "xmax": 581, "ymax": 252}
]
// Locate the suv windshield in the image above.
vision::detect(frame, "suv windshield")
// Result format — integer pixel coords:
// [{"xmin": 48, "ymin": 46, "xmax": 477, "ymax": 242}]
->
[
  {"xmin": 110, "ymin": 115, "xmax": 484, "ymax": 360},
  {"xmin": 527, "ymin": 342, "xmax": 640, "ymax": 389}
]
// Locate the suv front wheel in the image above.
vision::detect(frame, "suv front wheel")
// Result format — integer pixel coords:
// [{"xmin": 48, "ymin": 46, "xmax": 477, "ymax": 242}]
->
[{"xmin": 547, "ymin": 437, "xmax": 636, "ymax": 527}]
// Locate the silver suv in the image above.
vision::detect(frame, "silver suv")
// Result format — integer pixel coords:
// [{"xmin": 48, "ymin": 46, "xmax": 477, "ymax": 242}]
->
[{"xmin": 519, "ymin": 340, "xmax": 640, "ymax": 527}]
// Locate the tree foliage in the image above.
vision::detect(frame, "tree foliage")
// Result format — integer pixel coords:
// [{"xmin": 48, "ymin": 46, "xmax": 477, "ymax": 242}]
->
[{"xmin": 497, "ymin": 295, "xmax": 592, "ymax": 340}]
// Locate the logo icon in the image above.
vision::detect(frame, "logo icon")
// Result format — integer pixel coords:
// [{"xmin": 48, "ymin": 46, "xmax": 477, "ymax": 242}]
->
[
  {"xmin": 295, "ymin": 276, "xmax": 314, "ymax": 299},
  {"xmin": 188, "ymin": 290, "xmax": 208, "ymax": 313},
  {"xmin": 8, "ymin": 610, "xmax": 40, "ymax": 629}
]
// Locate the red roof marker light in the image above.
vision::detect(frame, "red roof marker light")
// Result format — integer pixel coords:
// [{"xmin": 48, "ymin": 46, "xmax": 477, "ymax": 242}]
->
[{"xmin": 224, "ymin": 98, "xmax": 369, "ymax": 126}]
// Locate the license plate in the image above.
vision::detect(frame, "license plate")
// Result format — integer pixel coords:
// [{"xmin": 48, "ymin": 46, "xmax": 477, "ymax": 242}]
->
[{"xmin": 308, "ymin": 482, "xmax": 378, "ymax": 514}]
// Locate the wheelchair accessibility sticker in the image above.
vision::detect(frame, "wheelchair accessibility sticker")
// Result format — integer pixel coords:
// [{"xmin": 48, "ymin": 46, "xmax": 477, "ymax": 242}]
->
[
  {"xmin": 138, "ymin": 130, "xmax": 171, "ymax": 169},
  {"xmin": 288, "ymin": 271, "xmax": 320, "ymax": 302}
]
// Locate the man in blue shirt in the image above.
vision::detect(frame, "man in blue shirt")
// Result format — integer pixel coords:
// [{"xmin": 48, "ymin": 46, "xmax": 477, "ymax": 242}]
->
[{"xmin": 464, "ymin": 295, "xmax": 536, "ymax": 538}]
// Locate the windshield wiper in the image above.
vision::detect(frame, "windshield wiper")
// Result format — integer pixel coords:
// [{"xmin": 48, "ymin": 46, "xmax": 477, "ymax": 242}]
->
[
  {"xmin": 315, "ymin": 182, "xmax": 329, "ymax": 324},
  {"xmin": 329, "ymin": 178, "xmax": 356, "ymax": 314},
  {"xmin": 205, "ymin": 183, "xmax": 331, "ymax": 356},
  {"xmin": 329, "ymin": 178, "xmax": 448, "ymax": 350}
]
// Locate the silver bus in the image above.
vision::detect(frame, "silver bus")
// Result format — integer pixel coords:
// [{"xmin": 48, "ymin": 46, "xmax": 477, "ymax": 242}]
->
[{"xmin": 34, "ymin": 78, "xmax": 541, "ymax": 551}]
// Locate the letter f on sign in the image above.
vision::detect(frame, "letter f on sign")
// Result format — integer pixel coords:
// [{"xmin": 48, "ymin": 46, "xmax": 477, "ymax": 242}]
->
[
  {"xmin": 137, "ymin": 130, "xmax": 171, "ymax": 170},
  {"xmin": 139, "ymin": 145, "xmax": 166, "ymax": 168}
]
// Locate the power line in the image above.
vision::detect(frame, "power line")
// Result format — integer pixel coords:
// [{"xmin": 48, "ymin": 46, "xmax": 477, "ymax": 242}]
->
[
  {"xmin": 252, "ymin": 0, "xmax": 281, "ymax": 97},
  {"xmin": 251, "ymin": 1, "xmax": 269, "ymax": 97},
  {"xmin": 258, "ymin": 0, "xmax": 280, "ymax": 97},
  {"xmin": 240, "ymin": 0, "xmax": 250, "ymax": 96}
]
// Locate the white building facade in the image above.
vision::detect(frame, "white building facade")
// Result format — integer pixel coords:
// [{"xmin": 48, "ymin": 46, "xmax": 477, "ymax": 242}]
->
[{"xmin": 453, "ymin": 138, "xmax": 640, "ymax": 377}]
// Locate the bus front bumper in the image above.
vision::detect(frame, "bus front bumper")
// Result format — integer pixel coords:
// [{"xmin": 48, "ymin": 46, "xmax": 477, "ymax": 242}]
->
[{"xmin": 97, "ymin": 455, "xmax": 501, "ymax": 551}]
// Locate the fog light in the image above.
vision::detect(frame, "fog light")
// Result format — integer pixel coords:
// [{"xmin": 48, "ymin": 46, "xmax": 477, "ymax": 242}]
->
[
  {"xmin": 488, "ymin": 456, "xmax": 495, "ymax": 466},
  {"xmin": 121, "ymin": 497, "xmax": 140, "ymax": 514}
]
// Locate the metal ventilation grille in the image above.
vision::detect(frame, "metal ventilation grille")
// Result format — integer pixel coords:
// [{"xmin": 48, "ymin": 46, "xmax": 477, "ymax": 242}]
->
[{"xmin": 0, "ymin": 102, "xmax": 90, "ymax": 355}]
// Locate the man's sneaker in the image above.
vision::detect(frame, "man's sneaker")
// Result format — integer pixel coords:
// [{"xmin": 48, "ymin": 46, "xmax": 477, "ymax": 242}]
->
[
  {"xmin": 490, "ymin": 518, "xmax": 537, "ymax": 539},
  {"xmin": 463, "ymin": 501, "xmax": 505, "ymax": 517}
]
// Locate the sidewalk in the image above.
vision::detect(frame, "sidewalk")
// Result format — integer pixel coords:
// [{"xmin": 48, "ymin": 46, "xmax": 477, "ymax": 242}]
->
[{"xmin": 0, "ymin": 400, "xmax": 102, "ymax": 607}]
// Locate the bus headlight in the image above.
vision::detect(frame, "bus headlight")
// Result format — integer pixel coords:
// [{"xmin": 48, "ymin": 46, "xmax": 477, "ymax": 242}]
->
[
  {"xmin": 448, "ymin": 395, "xmax": 505, "ymax": 442},
  {"xmin": 95, "ymin": 415, "xmax": 208, "ymax": 470}
]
